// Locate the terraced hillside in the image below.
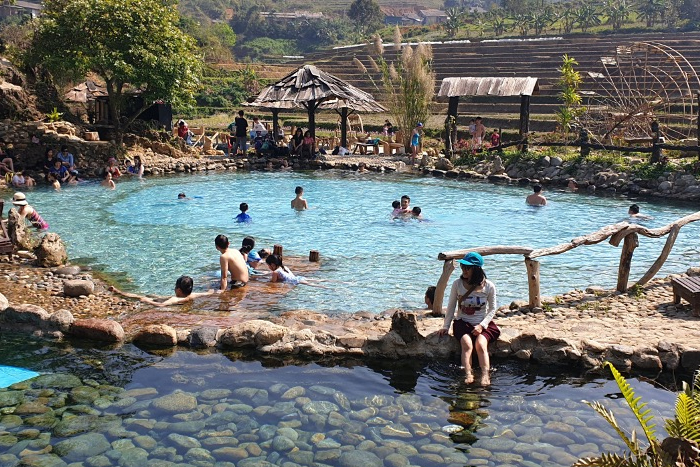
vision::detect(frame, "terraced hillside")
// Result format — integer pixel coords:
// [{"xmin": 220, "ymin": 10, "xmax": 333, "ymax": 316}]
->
[{"xmin": 296, "ymin": 32, "xmax": 700, "ymax": 134}]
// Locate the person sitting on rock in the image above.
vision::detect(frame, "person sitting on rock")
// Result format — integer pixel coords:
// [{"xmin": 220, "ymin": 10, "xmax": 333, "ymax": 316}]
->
[
  {"xmin": 49, "ymin": 159, "xmax": 76, "ymax": 186},
  {"xmin": 11, "ymin": 171, "xmax": 35, "ymax": 188},
  {"xmin": 108, "ymin": 275, "xmax": 216, "ymax": 307},
  {"xmin": 57, "ymin": 146, "xmax": 79, "ymax": 178}
]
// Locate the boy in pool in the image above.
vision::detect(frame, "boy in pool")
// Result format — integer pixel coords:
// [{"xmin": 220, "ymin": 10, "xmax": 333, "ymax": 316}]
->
[
  {"xmin": 425, "ymin": 286, "xmax": 436, "ymax": 309},
  {"xmin": 108, "ymin": 276, "xmax": 216, "ymax": 307},
  {"xmin": 411, "ymin": 206, "xmax": 422, "ymax": 219},
  {"xmin": 628, "ymin": 204, "xmax": 652, "ymax": 221},
  {"xmin": 291, "ymin": 186, "xmax": 308, "ymax": 211},
  {"xmin": 526, "ymin": 185, "xmax": 547, "ymax": 206},
  {"xmin": 215, "ymin": 234, "xmax": 249, "ymax": 290},
  {"xmin": 235, "ymin": 203, "xmax": 252, "ymax": 223}
]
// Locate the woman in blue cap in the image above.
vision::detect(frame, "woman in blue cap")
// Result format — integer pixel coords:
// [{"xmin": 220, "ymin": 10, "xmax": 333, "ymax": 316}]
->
[{"xmin": 438, "ymin": 251, "xmax": 500, "ymax": 385}]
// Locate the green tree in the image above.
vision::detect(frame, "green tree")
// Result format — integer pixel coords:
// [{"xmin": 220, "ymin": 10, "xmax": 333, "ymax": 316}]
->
[
  {"xmin": 347, "ymin": 0, "xmax": 383, "ymax": 36},
  {"xmin": 636, "ymin": 0, "xmax": 666, "ymax": 27},
  {"xmin": 575, "ymin": 3, "xmax": 602, "ymax": 33},
  {"xmin": 603, "ymin": 0, "xmax": 632, "ymax": 30},
  {"xmin": 556, "ymin": 54, "xmax": 584, "ymax": 137},
  {"xmin": 487, "ymin": 9, "xmax": 507, "ymax": 36},
  {"xmin": 511, "ymin": 13, "xmax": 533, "ymax": 36},
  {"xmin": 443, "ymin": 8, "xmax": 462, "ymax": 37},
  {"xmin": 30, "ymin": 0, "xmax": 202, "ymax": 144},
  {"xmin": 531, "ymin": 6, "xmax": 554, "ymax": 35}
]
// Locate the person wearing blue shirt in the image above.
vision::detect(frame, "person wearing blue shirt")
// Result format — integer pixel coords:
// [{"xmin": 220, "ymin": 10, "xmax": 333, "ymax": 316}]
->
[
  {"xmin": 235, "ymin": 202, "xmax": 252, "ymax": 223},
  {"xmin": 57, "ymin": 146, "xmax": 79, "ymax": 176}
]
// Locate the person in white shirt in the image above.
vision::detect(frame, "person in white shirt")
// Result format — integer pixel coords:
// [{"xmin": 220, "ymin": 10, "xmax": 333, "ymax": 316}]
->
[
  {"xmin": 251, "ymin": 117, "xmax": 267, "ymax": 136},
  {"xmin": 438, "ymin": 252, "xmax": 500, "ymax": 385}
]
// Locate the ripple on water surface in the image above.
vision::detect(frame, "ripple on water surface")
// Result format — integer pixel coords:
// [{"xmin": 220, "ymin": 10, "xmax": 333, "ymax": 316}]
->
[{"xmin": 10, "ymin": 170, "xmax": 699, "ymax": 314}]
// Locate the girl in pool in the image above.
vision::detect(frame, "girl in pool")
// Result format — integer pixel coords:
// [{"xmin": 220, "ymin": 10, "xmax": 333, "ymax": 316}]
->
[
  {"xmin": 437, "ymin": 252, "xmax": 500, "ymax": 386},
  {"xmin": 265, "ymin": 254, "xmax": 328, "ymax": 288},
  {"xmin": 11, "ymin": 192, "xmax": 48, "ymax": 230}
]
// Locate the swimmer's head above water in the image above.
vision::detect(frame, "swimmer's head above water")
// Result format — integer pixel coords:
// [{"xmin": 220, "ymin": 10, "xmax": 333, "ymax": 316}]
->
[{"xmin": 178, "ymin": 192, "xmax": 186, "ymax": 199}]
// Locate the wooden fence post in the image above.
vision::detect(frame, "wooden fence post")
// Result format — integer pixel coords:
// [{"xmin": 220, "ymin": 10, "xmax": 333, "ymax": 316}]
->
[
  {"xmin": 525, "ymin": 258, "xmax": 541, "ymax": 308},
  {"xmin": 432, "ymin": 260, "xmax": 455, "ymax": 317},
  {"xmin": 273, "ymin": 244, "xmax": 283, "ymax": 256},
  {"xmin": 309, "ymin": 250, "xmax": 320, "ymax": 262},
  {"xmin": 616, "ymin": 233, "xmax": 639, "ymax": 292}
]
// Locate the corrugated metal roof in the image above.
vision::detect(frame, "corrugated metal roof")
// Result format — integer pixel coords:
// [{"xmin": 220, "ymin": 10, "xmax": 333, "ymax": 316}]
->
[
  {"xmin": 246, "ymin": 93, "xmax": 387, "ymax": 113},
  {"xmin": 437, "ymin": 77, "xmax": 539, "ymax": 97}
]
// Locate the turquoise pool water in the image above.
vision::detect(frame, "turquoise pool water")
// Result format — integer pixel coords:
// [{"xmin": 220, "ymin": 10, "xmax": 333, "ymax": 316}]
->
[
  {"xmin": 0, "ymin": 333, "xmax": 680, "ymax": 467},
  {"xmin": 5, "ymin": 171, "xmax": 699, "ymax": 314}
]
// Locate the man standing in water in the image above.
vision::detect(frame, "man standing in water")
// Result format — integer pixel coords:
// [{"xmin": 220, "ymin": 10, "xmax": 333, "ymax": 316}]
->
[
  {"xmin": 526, "ymin": 185, "xmax": 547, "ymax": 206},
  {"xmin": 215, "ymin": 234, "xmax": 249, "ymax": 290},
  {"xmin": 291, "ymin": 186, "xmax": 309, "ymax": 211}
]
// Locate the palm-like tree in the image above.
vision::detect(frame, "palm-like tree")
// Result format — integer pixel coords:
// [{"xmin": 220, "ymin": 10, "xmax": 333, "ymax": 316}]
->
[
  {"xmin": 531, "ymin": 6, "xmax": 554, "ymax": 36},
  {"xmin": 575, "ymin": 3, "xmax": 602, "ymax": 33},
  {"xmin": 512, "ymin": 13, "xmax": 533, "ymax": 36},
  {"xmin": 443, "ymin": 8, "xmax": 462, "ymax": 37},
  {"xmin": 487, "ymin": 9, "xmax": 507, "ymax": 36},
  {"xmin": 636, "ymin": 0, "xmax": 666, "ymax": 27},
  {"xmin": 603, "ymin": 0, "xmax": 632, "ymax": 30},
  {"xmin": 557, "ymin": 4, "xmax": 578, "ymax": 35}
]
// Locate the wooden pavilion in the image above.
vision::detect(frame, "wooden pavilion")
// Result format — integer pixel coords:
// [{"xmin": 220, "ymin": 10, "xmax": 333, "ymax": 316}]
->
[
  {"xmin": 438, "ymin": 77, "xmax": 540, "ymax": 153},
  {"xmin": 251, "ymin": 65, "xmax": 386, "ymax": 148}
]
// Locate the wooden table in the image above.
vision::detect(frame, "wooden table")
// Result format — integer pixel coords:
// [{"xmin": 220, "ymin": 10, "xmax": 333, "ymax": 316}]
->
[{"xmin": 352, "ymin": 142, "xmax": 379, "ymax": 155}]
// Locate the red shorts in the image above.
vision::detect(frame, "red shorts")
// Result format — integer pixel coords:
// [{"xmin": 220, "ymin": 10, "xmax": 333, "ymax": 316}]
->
[{"xmin": 452, "ymin": 320, "xmax": 500, "ymax": 343}]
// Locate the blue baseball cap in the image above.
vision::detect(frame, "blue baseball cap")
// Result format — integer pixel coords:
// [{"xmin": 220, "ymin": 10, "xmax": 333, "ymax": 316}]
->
[
  {"xmin": 416, "ymin": 122, "xmax": 423, "ymax": 127},
  {"xmin": 457, "ymin": 252, "xmax": 484, "ymax": 267}
]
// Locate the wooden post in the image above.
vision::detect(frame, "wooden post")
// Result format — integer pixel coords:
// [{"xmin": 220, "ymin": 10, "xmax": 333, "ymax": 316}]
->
[
  {"xmin": 616, "ymin": 233, "xmax": 639, "ymax": 292},
  {"xmin": 519, "ymin": 95, "xmax": 530, "ymax": 153},
  {"xmin": 633, "ymin": 225, "xmax": 680, "ymax": 288},
  {"xmin": 309, "ymin": 250, "xmax": 320, "ymax": 262},
  {"xmin": 445, "ymin": 96, "xmax": 459, "ymax": 157},
  {"xmin": 525, "ymin": 258, "xmax": 541, "ymax": 308},
  {"xmin": 432, "ymin": 260, "xmax": 455, "ymax": 317},
  {"xmin": 307, "ymin": 100, "xmax": 316, "ymax": 140},
  {"xmin": 697, "ymin": 92, "xmax": 699, "ymax": 149},
  {"xmin": 272, "ymin": 109, "xmax": 280, "ymax": 142},
  {"xmin": 340, "ymin": 107, "xmax": 348, "ymax": 149},
  {"xmin": 273, "ymin": 244, "xmax": 283, "ymax": 256}
]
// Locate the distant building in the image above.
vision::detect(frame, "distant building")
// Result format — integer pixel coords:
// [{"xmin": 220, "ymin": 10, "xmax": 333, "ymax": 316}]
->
[
  {"xmin": 259, "ymin": 11, "xmax": 324, "ymax": 21},
  {"xmin": 0, "ymin": 0, "xmax": 42, "ymax": 19},
  {"xmin": 381, "ymin": 6, "xmax": 447, "ymax": 26},
  {"xmin": 419, "ymin": 9, "xmax": 447, "ymax": 25},
  {"xmin": 380, "ymin": 7, "xmax": 423, "ymax": 26}
]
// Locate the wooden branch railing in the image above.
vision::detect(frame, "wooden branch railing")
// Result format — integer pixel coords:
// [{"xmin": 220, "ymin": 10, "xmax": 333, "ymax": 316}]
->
[{"xmin": 432, "ymin": 211, "xmax": 700, "ymax": 316}]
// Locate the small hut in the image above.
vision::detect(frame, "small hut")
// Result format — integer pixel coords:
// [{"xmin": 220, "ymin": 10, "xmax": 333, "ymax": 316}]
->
[{"xmin": 252, "ymin": 65, "xmax": 385, "ymax": 146}]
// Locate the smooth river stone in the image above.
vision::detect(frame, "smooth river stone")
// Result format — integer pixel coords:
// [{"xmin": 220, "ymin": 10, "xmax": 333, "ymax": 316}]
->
[
  {"xmin": 31, "ymin": 374, "xmax": 82, "ymax": 389},
  {"xmin": 0, "ymin": 391, "xmax": 25, "ymax": 407},
  {"xmin": 380, "ymin": 423, "xmax": 412, "ymax": 438},
  {"xmin": 302, "ymin": 401, "xmax": 339, "ymax": 415},
  {"xmin": 271, "ymin": 435, "xmax": 295, "ymax": 452},
  {"xmin": 287, "ymin": 450, "xmax": 314, "ymax": 465},
  {"xmin": 339, "ymin": 450, "xmax": 383, "ymax": 467},
  {"xmin": 212, "ymin": 447, "xmax": 249, "ymax": 461},
  {"xmin": 348, "ymin": 407, "xmax": 377, "ymax": 421},
  {"xmin": 199, "ymin": 389, "xmax": 232, "ymax": 400},
  {"xmin": 332, "ymin": 392, "xmax": 351, "ymax": 411},
  {"xmin": 315, "ymin": 449, "xmax": 341, "ymax": 462},
  {"xmin": 53, "ymin": 433, "xmax": 111, "ymax": 462},
  {"xmin": 185, "ymin": 447, "xmax": 215, "ymax": 463},
  {"xmin": 281, "ymin": 386, "xmax": 305, "ymax": 399},
  {"xmin": 309, "ymin": 385, "xmax": 336, "ymax": 396},
  {"xmin": 152, "ymin": 392, "xmax": 197, "ymax": 413},
  {"xmin": 384, "ymin": 453, "xmax": 410, "ymax": 467},
  {"xmin": 166, "ymin": 433, "xmax": 201, "ymax": 449},
  {"xmin": 276, "ymin": 427, "xmax": 299, "ymax": 441}
]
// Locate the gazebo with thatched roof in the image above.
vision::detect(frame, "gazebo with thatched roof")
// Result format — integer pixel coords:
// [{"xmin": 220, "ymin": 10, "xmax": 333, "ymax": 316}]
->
[{"xmin": 251, "ymin": 65, "xmax": 386, "ymax": 148}]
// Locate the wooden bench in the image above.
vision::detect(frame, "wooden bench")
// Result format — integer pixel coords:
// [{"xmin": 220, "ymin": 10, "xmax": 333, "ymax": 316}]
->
[
  {"xmin": 352, "ymin": 142, "xmax": 379, "ymax": 155},
  {"xmin": 671, "ymin": 276, "xmax": 700, "ymax": 316}
]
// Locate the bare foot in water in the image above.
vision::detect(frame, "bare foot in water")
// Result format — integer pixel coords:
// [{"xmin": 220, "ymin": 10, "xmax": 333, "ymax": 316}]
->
[
  {"xmin": 479, "ymin": 372, "xmax": 491, "ymax": 386},
  {"xmin": 464, "ymin": 371, "xmax": 474, "ymax": 384}
]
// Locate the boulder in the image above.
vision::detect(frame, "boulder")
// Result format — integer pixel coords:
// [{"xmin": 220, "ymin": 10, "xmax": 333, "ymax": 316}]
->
[
  {"xmin": 0, "ymin": 292, "xmax": 8, "ymax": 312},
  {"xmin": 70, "ymin": 319, "xmax": 125, "ymax": 343},
  {"xmin": 133, "ymin": 324, "xmax": 177, "ymax": 347},
  {"xmin": 1, "ymin": 304, "xmax": 50, "ymax": 325},
  {"xmin": 7, "ymin": 208, "xmax": 31, "ymax": 250},
  {"xmin": 34, "ymin": 233, "xmax": 68, "ymax": 267},
  {"xmin": 63, "ymin": 280, "xmax": 94, "ymax": 297},
  {"xmin": 48, "ymin": 309, "xmax": 74, "ymax": 333},
  {"xmin": 435, "ymin": 157, "xmax": 454, "ymax": 171},
  {"xmin": 390, "ymin": 311, "xmax": 423, "ymax": 344},
  {"xmin": 219, "ymin": 320, "xmax": 288, "ymax": 348},
  {"xmin": 188, "ymin": 326, "xmax": 219, "ymax": 348}
]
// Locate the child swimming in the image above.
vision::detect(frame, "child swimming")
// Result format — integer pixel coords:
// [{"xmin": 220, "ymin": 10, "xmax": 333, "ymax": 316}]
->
[
  {"xmin": 265, "ymin": 254, "xmax": 328, "ymax": 288},
  {"xmin": 391, "ymin": 200, "xmax": 402, "ymax": 217}
]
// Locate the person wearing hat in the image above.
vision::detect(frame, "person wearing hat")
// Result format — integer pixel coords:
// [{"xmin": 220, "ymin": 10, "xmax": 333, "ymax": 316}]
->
[
  {"xmin": 437, "ymin": 252, "xmax": 500, "ymax": 386},
  {"xmin": 11, "ymin": 192, "xmax": 48, "ymax": 230},
  {"xmin": 410, "ymin": 122, "xmax": 423, "ymax": 166}
]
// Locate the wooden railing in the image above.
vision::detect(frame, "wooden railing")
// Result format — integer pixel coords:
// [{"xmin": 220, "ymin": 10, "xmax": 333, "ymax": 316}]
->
[{"xmin": 432, "ymin": 211, "xmax": 700, "ymax": 316}]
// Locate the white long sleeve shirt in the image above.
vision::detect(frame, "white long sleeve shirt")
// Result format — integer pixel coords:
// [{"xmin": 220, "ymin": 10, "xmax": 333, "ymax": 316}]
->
[{"xmin": 442, "ymin": 278, "xmax": 497, "ymax": 330}]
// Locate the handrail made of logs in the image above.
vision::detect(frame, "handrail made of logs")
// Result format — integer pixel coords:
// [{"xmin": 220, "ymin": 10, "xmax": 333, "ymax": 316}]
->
[{"xmin": 432, "ymin": 211, "xmax": 700, "ymax": 316}]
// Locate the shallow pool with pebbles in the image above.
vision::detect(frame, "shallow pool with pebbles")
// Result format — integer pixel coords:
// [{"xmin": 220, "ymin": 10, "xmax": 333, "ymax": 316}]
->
[{"xmin": 0, "ymin": 333, "xmax": 679, "ymax": 467}]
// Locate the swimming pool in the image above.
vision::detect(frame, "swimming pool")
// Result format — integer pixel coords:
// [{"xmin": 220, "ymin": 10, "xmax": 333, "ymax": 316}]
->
[{"xmin": 7, "ymin": 170, "xmax": 699, "ymax": 314}]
